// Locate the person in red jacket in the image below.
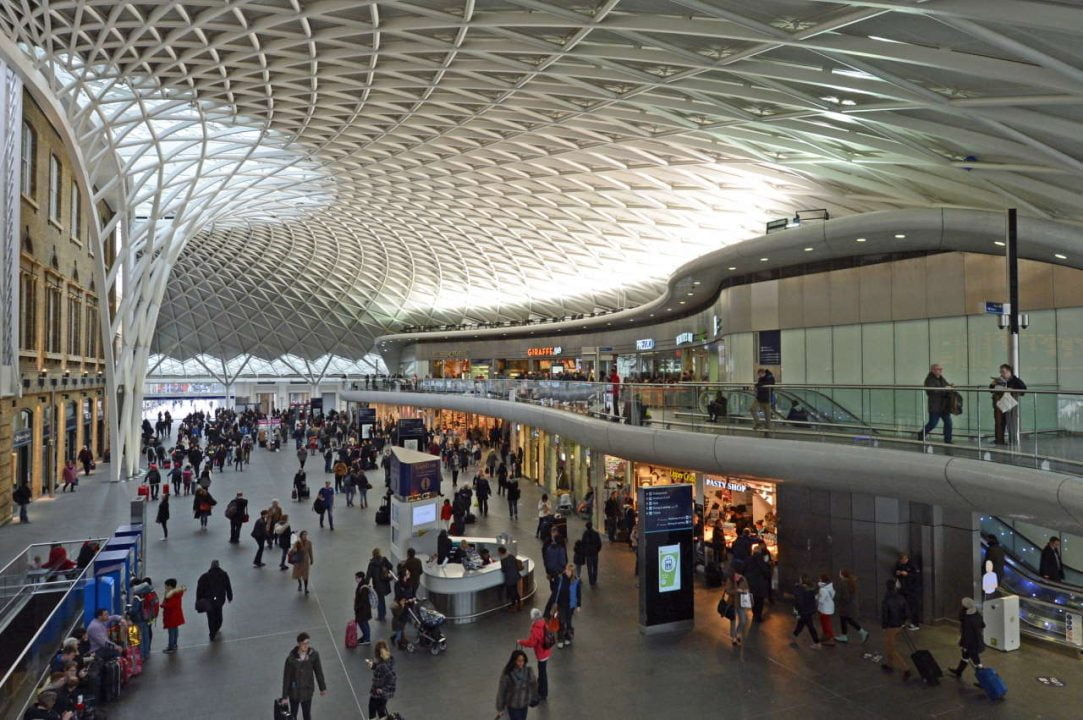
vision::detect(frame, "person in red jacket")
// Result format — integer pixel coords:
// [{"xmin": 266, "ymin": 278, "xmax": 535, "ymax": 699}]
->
[
  {"xmin": 439, "ymin": 499, "xmax": 453, "ymax": 530},
  {"xmin": 516, "ymin": 607, "xmax": 553, "ymax": 702},
  {"xmin": 161, "ymin": 578, "xmax": 186, "ymax": 653}
]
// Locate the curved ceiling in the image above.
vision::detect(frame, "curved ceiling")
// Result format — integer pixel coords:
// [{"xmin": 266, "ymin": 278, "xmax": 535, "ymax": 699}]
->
[{"xmin": 4, "ymin": 0, "xmax": 1083, "ymax": 364}]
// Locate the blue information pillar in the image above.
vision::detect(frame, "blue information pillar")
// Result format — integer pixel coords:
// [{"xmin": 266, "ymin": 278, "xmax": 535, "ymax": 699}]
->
[{"xmin": 637, "ymin": 483, "xmax": 695, "ymax": 634}]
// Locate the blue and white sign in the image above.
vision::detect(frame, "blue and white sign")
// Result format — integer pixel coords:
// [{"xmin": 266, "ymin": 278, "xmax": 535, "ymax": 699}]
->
[
  {"xmin": 636, "ymin": 338, "xmax": 655, "ymax": 351},
  {"xmin": 985, "ymin": 301, "xmax": 1009, "ymax": 315},
  {"xmin": 675, "ymin": 332, "xmax": 694, "ymax": 345}
]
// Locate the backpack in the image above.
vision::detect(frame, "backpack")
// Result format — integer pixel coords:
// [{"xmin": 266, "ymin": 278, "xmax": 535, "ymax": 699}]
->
[
  {"xmin": 541, "ymin": 624, "xmax": 557, "ymax": 649},
  {"xmin": 224, "ymin": 501, "xmax": 238, "ymax": 520},
  {"xmin": 142, "ymin": 591, "xmax": 161, "ymax": 621}
]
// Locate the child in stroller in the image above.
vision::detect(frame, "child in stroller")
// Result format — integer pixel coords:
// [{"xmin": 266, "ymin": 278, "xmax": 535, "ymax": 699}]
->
[{"xmin": 401, "ymin": 599, "xmax": 448, "ymax": 656}]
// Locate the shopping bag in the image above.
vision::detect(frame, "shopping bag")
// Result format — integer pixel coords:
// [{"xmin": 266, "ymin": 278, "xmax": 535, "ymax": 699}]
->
[{"xmin": 996, "ymin": 394, "xmax": 1018, "ymax": 413}]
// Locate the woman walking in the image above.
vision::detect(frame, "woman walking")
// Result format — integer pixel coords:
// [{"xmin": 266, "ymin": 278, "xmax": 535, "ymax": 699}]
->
[
  {"xmin": 496, "ymin": 649, "xmax": 538, "ymax": 720},
  {"xmin": 193, "ymin": 486, "xmax": 216, "ymax": 530},
  {"xmin": 353, "ymin": 571, "xmax": 372, "ymax": 646},
  {"xmin": 276, "ymin": 515, "xmax": 293, "ymax": 570},
  {"xmin": 290, "ymin": 530, "xmax": 315, "ymax": 594},
  {"xmin": 61, "ymin": 460, "xmax": 79, "ymax": 492},
  {"xmin": 724, "ymin": 569, "xmax": 752, "ymax": 646},
  {"xmin": 366, "ymin": 640, "xmax": 396, "ymax": 719},
  {"xmin": 161, "ymin": 578, "xmax": 186, "ymax": 653},
  {"xmin": 816, "ymin": 573, "xmax": 837, "ymax": 646},
  {"xmin": 516, "ymin": 608, "xmax": 552, "ymax": 702},
  {"xmin": 834, "ymin": 569, "xmax": 869, "ymax": 643},
  {"xmin": 281, "ymin": 631, "xmax": 327, "ymax": 720},
  {"xmin": 949, "ymin": 597, "xmax": 986, "ymax": 679},
  {"xmin": 790, "ymin": 575, "xmax": 822, "ymax": 650},
  {"xmin": 156, "ymin": 493, "xmax": 170, "ymax": 540}
]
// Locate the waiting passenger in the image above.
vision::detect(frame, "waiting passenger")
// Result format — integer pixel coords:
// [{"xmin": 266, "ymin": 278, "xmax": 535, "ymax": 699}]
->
[
  {"xmin": 707, "ymin": 391, "xmax": 727, "ymax": 422},
  {"xmin": 786, "ymin": 402, "xmax": 809, "ymax": 423}
]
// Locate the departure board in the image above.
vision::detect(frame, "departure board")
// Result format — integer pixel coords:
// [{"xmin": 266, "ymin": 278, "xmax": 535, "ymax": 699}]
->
[{"xmin": 641, "ymin": 484, "xmax": 694, "ymax": 534}]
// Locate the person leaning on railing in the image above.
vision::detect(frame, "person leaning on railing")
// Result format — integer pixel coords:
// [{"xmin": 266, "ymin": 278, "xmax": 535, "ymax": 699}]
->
[{"xmin": 990, "ymin": 364, "xmax": 1027, "ymax": 446}]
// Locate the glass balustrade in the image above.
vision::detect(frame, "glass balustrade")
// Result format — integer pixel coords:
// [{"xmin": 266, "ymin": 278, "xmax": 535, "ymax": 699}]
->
[{"xmin": 361, "ymin": 379, "xmax": 1083, "ymax": 475}]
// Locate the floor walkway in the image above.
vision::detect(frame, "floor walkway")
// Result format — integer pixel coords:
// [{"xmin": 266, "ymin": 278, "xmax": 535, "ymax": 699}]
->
[{"xmin": 3, "ymin": 432, "xmax": 1082, "ymax": 719}]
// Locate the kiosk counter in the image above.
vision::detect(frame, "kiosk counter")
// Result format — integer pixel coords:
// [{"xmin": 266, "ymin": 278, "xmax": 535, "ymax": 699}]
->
[{"xmin": 421, "ymin": 537, "xmax": 535, "ymax": 624}]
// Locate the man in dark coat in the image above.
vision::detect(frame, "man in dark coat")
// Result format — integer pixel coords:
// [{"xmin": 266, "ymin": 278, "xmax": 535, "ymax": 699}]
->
[
  {"xmin": 473, "ymin": 473, "xmax": 491, "ymax": 517},
  {"xmin": 920, "ymin": 363, "xmax": 954, "ymax": 444},
  {"xmin": 580, "ymin": 522, "xmax": 602, "ymax": 587},
  {"xmin": 949, "ymin": 597, "xmax": 986, "ymax": 679},
  {"xmin": 894, "ymin": 552, "xmax": 922, "ymax": 630},
  {"xmin": 225, "ymin": 492, "xmax": 249, "ymax": 543},
  {"xmin": 498, "ymin": 546, "xmax": 521, "ymax": 611},
  {"xmin": 196, "ymin": 560, "xmax": 233, "ymax": 641},
  {"xmin": 1040, "ymin": 536, "xmax": 1065, "ymax": 582},
  {"xmin": 745, "ymin": 544, "xmax": 773, "ymax": 622}
]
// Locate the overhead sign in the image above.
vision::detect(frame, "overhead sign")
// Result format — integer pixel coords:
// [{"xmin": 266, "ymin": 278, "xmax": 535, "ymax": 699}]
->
[
  {"xmin": 527, "ymin": 346, "xmax": 562, "ymax": 357},
  {"xmin": 636, "ymin": 338, "xmax": 655, "ymax": 351},
  {"xmin": 356, "ymin": 408, "xmax": 377, "ymax": 424},
  {"xmin": 675, "ymin": 332, "xmax": 694, "ymax": 345},
  {"xmin": 713, "ymin": 315, "xmax": 722, "ymax": 337},
  {"xmin": 985, "ymin": 301, "xmax": 1010, "ymax": 315}
]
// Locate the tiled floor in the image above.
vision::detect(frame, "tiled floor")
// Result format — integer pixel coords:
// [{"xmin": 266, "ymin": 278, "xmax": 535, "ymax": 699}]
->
[{"xmin": 4, "ymin": 429, "xmax": 1082, "ymax": 720}]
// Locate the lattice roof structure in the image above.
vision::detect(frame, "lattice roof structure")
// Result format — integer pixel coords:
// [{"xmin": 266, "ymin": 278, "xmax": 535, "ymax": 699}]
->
[{"xmin": 3, "ymin": 0, "xmax": 1083, "ymax": 473}]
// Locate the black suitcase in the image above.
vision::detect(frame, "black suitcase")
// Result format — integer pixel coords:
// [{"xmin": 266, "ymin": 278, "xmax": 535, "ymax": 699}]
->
[
  {"xmin": 704, "ymin": 562, "xmax": 723, "ymax": 588},
  {"xmin": 273, "ymin": 698, "xmax": 291, "ymax": 719},
  {"xmin": 464, "ymin": 512, "xmax": 477, "ymax": 525},
  {"xmin": 299, "ymin": 484, "xmax": 311, "ymax": 500},
  {"xmin": 375, "ymin": 507, "xmax": 390, "ymax": 525},
  {"xmin": 903, "ymin": 633, "xmax": 942, "ymax": 685}
]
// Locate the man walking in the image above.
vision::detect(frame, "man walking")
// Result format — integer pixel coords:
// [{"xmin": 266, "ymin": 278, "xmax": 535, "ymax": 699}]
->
[
  {"xmin": 1040, "ymin": 536, "xmax": 1065, "ymax": 582},
  {"xmin": 894, "ymin": 552, "xmax": 922, "ymax": 631},
  {"xmin": 499, "ymin": 546, "xmax": 521, "ymax": 611},
  {"xmin": 317, "ymin": 481, "xmax": 335, "ymax": 531},
  {"xmin": 226, "ymin": 492, "xmax": 249, "ymax": 543},
  {"xmin": 751, "ymin": 368, "xmax": 774, "ymax": 430},
  {"xmin": 920, "ymin": 363, "xmax": 954, "ymax": 444},
  {"xmin": 580, "ymin": 522, "xmax": 602, "ymax": 587},
  {"xmin": 196, "ymin": 560, "xmax": 233, "ymax": 641},
  {"xmin": 880, "ymin": 579, "xmax": 911, "ymax": 681},
  {"xmin": 474, "ymin": 473, "xmax": 491, "ymax": 517},
  {"xmin": 13, "ymin": 482, "xmax": 31, "ymax": 524}
]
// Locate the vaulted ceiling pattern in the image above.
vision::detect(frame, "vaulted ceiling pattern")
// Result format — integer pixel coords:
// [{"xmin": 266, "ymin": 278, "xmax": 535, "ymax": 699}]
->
[{"xmin": 4, "ymin": 0, "xmax": 1083, "ymax": 365}]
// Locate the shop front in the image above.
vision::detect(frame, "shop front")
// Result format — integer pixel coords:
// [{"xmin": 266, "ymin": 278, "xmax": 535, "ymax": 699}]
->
[
  {"xmin": 11, "ymin": 410, "xmax": 33, "ymax": 495},
  {"xmin": 432, "ymin": 358, "xmax": 470, "ymax": 379},
  {"xmin": 675, "ymin": 330, "xmax": 711, "ymax": 382},
  {"xmin": 699, "ymin": 474, "xmax": 779, "ymax": 559}
]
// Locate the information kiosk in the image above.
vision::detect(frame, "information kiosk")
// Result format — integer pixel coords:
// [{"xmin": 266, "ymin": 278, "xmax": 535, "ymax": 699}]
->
[
  {"xmin": 637, "ymin": 483, "xmax": 694, "ymax": 634},
  {"xmin": 388, "ymin": 446, "xmax": 442, "ymax": 564}
]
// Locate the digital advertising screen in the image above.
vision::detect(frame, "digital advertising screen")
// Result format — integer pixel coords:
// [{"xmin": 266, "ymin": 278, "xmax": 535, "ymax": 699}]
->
[
  {"xmin": 638, "ymin": 484, "xmax": 694, "ymax": 632},
  {"xmin": 412, "ymin": 503, "xmax": 437, "ymax": 526}
]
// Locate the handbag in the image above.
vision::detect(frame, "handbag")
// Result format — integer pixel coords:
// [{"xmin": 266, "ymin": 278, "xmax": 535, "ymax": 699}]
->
[
  {"xmin": 195, "ymin": 598, "xmax": 212, "ymax": 614},
  {"xmin": 996, "ymin": 394, "xmax": 1018, "ymax": 413}
]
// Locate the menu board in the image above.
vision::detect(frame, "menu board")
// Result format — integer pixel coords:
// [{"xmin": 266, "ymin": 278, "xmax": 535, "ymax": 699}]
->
[{"xmin": 641, "ymin": 484, "xmax": 694, "ymax": 534}]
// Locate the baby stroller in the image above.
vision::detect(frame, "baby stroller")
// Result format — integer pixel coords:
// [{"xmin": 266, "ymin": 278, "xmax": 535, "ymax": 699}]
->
[{"xmin": 403, "ymin": 599, "xmax": 448, "ymax": 656}]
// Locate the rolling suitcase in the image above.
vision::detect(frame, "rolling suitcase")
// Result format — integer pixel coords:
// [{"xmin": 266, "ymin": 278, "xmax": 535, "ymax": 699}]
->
[
  {"xmin": 903, "ymin": 633, "xmax": 942, "ymax": 685},
  {"xmin": 345, "ymin": 620, "xmax": 359, "ymax": 649},
  {"xmin": 975, "ymin": 666, "xmax": 1007, "ymax": 700}
]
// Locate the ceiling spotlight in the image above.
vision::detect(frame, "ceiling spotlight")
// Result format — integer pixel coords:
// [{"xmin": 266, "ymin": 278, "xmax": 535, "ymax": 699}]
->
[
  {"xmin": 728, "ymin": 266, "xmax": 736, "ymax": 271},
  {"xmin": 760, "ymin": 257, "xmax": 769, "ymax": 262},
  {"xmin": 894, "ymin": 233, "xmax": 906, "ymax": 239},
  {"xmin": 994, "ymin": 241, "xmax": 1006, "ymax": 247},
  {"xmin": 649, "ymin": 314, "xmax": 654, "ymax": 317},
  {"xmin": 1055, "ymin": 253, "xmax": 1068, "ymax": 260},
  {"xmin": 679, "ymin": 301, "xmax": 686, "ymax": 305},
  {"xmin": 666, "ymin": 308, "xmax": 672, "ymax": 312},
  {"xmin": 804, "ymin": 247, "xmax": 814, "ymax": 252},
  {"xmin": 855, "ymin": 237, "xmax": 866, "ymax": 243},
  {"xmin": 687, "ymin": 292, "xmax": 694, "ymax": 296},
  {"xmin": 692, "ymin": 281, "xmax": 701, "ymax": 285}
]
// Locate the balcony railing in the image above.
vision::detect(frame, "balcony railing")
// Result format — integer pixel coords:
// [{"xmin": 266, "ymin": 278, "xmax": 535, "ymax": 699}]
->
[{"xmin": 358, "ymin": 378, "xmax": 1083, "ymax": 475}]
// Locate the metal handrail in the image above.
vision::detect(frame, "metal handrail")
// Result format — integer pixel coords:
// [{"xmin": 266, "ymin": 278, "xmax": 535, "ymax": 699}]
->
[{"xmin": 410, "ymin": 379, "xmax": 1067, "ymax": 395}]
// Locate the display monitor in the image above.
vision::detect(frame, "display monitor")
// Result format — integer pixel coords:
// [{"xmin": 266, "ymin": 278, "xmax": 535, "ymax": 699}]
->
[{"xmin": 412, "ymin": 503, "xmax": 437, "ymax": 526}]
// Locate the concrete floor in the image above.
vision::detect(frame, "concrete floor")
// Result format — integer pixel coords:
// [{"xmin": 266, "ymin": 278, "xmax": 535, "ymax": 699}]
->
[{"xmin": 4, "ymin": 430, "xmax": 1083, "ymax": 720}]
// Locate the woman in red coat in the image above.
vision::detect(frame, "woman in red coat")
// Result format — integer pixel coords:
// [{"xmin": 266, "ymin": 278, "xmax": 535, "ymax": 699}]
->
[
  {"xmin": 162, "ymin": 578, "xmax": 186, "ymax": 653},
  {"xmin": 516, "ymin": 607, "xmax": 553, "ymax": 702}
]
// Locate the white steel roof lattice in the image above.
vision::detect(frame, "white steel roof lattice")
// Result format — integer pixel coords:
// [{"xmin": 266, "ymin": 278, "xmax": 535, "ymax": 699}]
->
[{"xmin": 2, "ymin": 1, "xmax": 1083, "ymax": 370}]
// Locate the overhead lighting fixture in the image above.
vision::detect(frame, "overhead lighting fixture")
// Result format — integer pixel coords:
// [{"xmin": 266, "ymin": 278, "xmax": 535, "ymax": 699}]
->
[
  {"xmin": 728, "ymin": 266, "xmax": 736, "ymax": 271},
  {"xmin": 666, "ymin": 308, "xmax": 672, "ymax": 312},
  {"xmin": 693, "ymin": 281, "xmax": 701, "ymax": 285},
  {"xmin": 855, "ymin": 237, "xmax": 866, "ymax": 243},
  {"xmin": 894, "ymin": 233, "xmax": 906, "ymax": 239},
  {"xmin": 760, "ymin": 257, "xmax": 769, "ymax": 262},
  {"xmin": 994, "ymin": 241, "xmax": 1005, "ymax": 247},
  {"xmin": 804, "ymin": 247, "xmax": 814, "ymax": 252},
  {"xmin": 687, "ymin": 292, "xmax": 694, "ymax": 296},
  {"xmin": 1055, "ymin": 253, "xmax": 1068, "ymax": 260},
  {"xmin": 679, "ymin": 301, "xmax": 686, "ymax": 305}
]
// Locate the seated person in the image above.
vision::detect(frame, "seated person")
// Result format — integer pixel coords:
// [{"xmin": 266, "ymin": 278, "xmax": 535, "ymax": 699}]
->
[
  {"xmin": 478, "ymin": 547, "xmax": 493, "ymax": 566},
  {"xmin": 86, "ymin": 608, "xmax": 124, "ymax": 659},
  {"xmin": 22, "ymin": 690, "xmax": 72, "ymax": 720},
  {"xmin": 461, "ymin": 542, "xmax": 483, "ymax": 571},
  {"xmin": 707, "ymin": 391, "xmax": 727, "ymax": 422},
  {"xmin": 786, "ymin": 402, "xmax": 809, "ymax": 423}
]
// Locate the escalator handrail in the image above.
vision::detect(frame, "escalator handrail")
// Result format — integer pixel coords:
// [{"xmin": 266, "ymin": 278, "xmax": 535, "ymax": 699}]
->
[
  {"xmin": 983, "ymin": 539, "xmax": 1083, "ymax": 595},
  {"xmin": 983, "ymin": 517, "xmax": 1083, "ymax": 580}
]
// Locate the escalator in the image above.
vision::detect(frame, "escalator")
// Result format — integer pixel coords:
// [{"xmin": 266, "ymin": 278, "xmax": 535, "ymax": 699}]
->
[{"xmin": 980, "ymin": 515, "xmax": 1083, "ymax": 649}]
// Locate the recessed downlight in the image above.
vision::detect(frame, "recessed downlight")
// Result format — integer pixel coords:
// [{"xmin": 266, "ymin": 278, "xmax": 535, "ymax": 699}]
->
[
  {"xmin": 804, "ymin": 247, "xmax": 814, "ymax": 252},
  {"xmin": 679, "ymin": 301, "xmax": 686, "ymax": 305},
  {"xmin": 894, "ymin": 233, "xmax": 906, "ymax": 239},
  {"xmin": 727, "ymin": 266, "xmax": 736, "ymax": 271},
  {"xmin": 692, "ymin": 281, "xmax": 701, "ymax": 285},
  {"xmin": 760, "ymin": 257, "xmax": 769, "ymax": 262},
  {"xmin": 687, "ymin": 292, "xmax": 694, "ymax": 296}
]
